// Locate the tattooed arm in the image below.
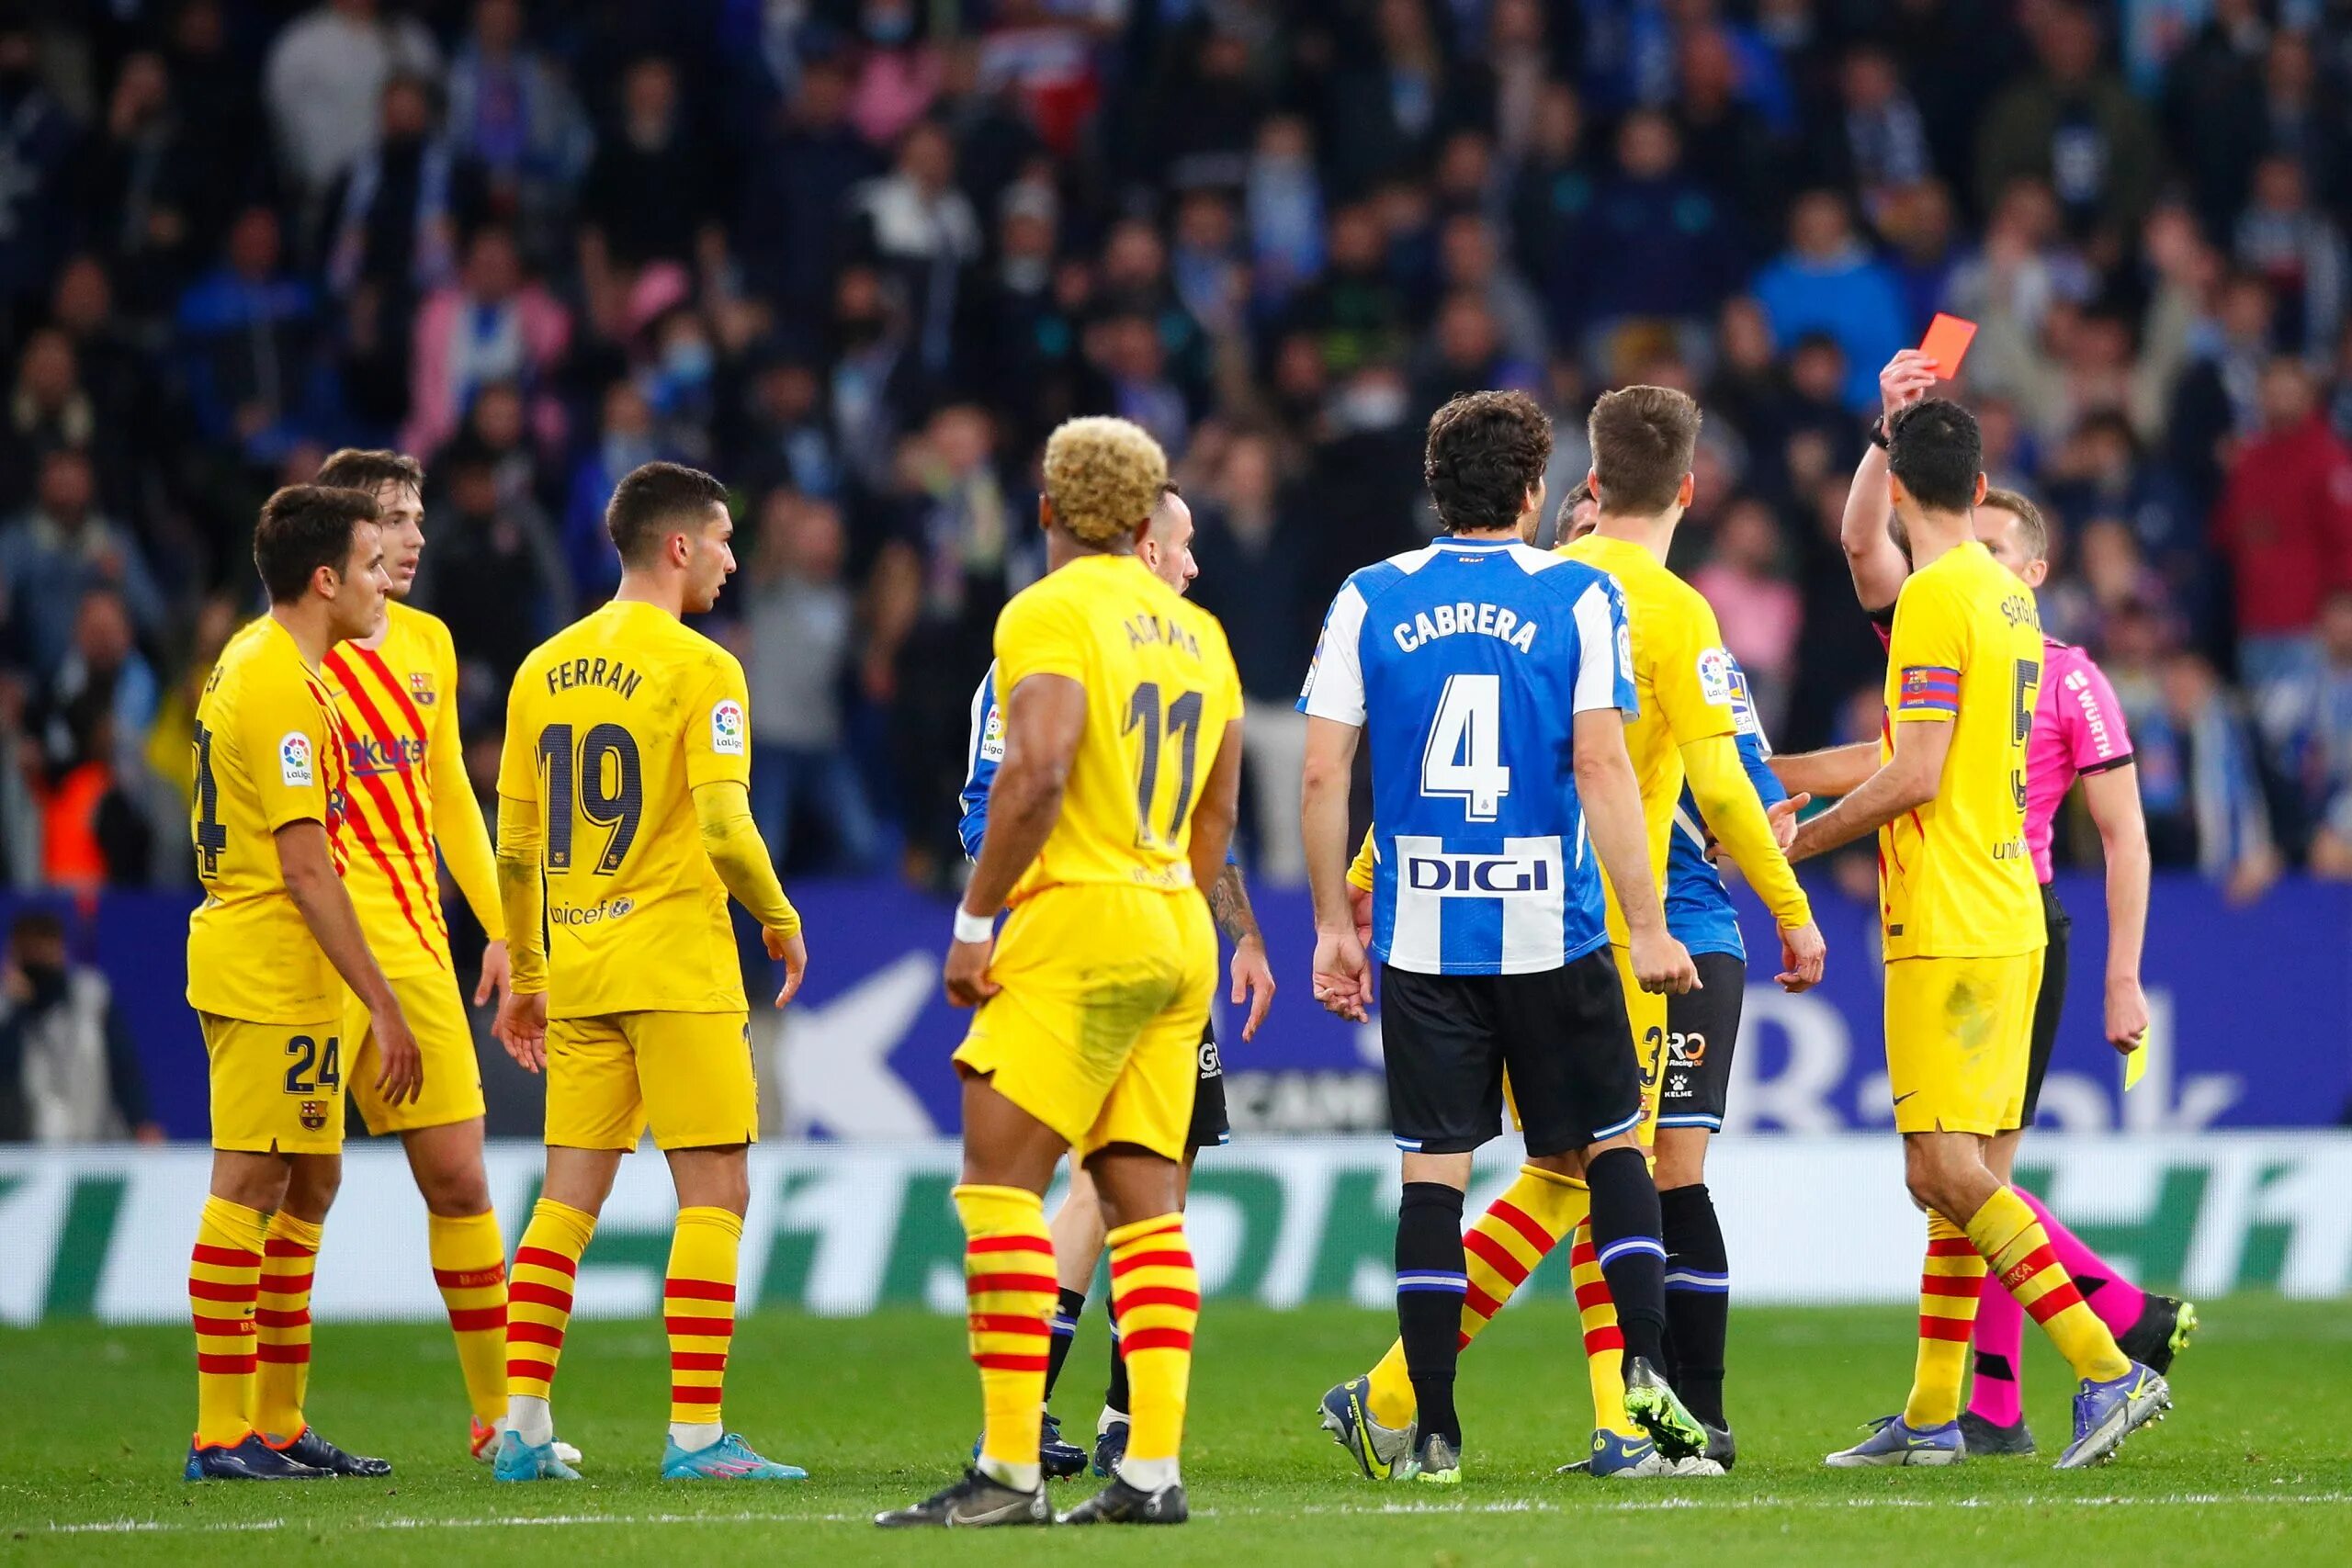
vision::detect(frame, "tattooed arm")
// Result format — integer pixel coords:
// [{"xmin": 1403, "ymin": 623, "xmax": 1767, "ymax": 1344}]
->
[{"xmin": 1210, "ymin": 860, "xmax": 1276, "ymax": 1042}]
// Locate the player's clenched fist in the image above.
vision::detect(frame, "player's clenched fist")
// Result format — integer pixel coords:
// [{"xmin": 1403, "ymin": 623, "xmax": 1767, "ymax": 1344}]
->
[
  {"xmin": 1777, "ymin": 919, "xmax": 1826, "ymax": 993},
  {"xmin": 942, "ymin": 935, "xmax": 1000, "ymax": 1009},
  {"xmin": 1631, "ymin": 929, "xmax": 1701, "ymax": 995}
]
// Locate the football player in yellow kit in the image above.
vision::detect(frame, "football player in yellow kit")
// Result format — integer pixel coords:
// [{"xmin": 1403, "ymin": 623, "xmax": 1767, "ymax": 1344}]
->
[
  {"xmin": 491, "ymin": 462, "xmax": 809, "ymax": 1483},
  {"xmin": 311, "ymin": 448, "xmax": 537, "ymax": 1463},
  {"xmin": 183, "ymin": 485, "xmax": 414, "ymax": 1480}
]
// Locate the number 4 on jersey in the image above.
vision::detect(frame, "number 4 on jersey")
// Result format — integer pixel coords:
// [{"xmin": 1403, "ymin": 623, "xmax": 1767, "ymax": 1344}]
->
[{"xmin": 1421, "ymin": 673, "xmax": 1510, "ymax": 820}]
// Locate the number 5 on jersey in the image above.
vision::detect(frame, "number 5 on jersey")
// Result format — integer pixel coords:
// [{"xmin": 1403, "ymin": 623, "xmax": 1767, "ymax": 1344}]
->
[{"xmin": 1421, "ymin": 673, "xmax": 1510, "ymax": 820}]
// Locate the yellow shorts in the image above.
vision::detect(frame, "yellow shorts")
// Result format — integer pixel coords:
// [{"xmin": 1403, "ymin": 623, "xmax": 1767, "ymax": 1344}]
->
[
  {"xmin": 953, "ymin": 883, "xmax": 1216, "ymax": 1163},
  {"xmin": 202, "ymin": 1012, "xmax": 345, "ymax": 1154},
  {"xmin": 1610, "ymin": 942, "xmax": 1670, "ymax": 1145},
  {"xmin": 1884, "ymin": 952, "xmax": 2044, "ymax": 1135},
  {"xmin": 545, "ymin": 1010, "xmax": 757, "ymax": 1152},
  {"xmin": 344, "ymin": 973, "xmax": 487, "ymax": 1135}
]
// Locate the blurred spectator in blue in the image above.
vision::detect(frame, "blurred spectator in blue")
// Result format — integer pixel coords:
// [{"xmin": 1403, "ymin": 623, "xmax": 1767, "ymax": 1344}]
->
[
  {"xmin": 2252, "ymin": 29, "xmax": 2346, "ymax": 222},
  {"xmin": 1139, "ymin": 24, "xmax": 1263, "ymax": 194},
  {"xmin": 2122, "ymin": 640, "xmax": 2281, "ymax": 904},
  {"xmin": 445, "ymin": 0, "xmax": 593, "ymax": 258},
  {"xmin": 2167, "ymin": 270, "xmax": 2274, "ymax": 512},
  {"xmin": 1247, "ymin": 113, "xmax": 1326, "ymax": 321},
  {"xmin": 1171, "ymin": 191, "xmax": 1248, "ymax": 347},
  {"xmin": 175, "ymin": 205, "xmax": 328, "ymax": 468},
  {"xmin": 740, "ymin": 54, "xmax": 876, "ymax": 321},
  {"xmin": 562, "ymin": 378, "xmax": 659, "ymax": 603},
  {"xmin": 743, "ymin": 489, "xmax": 877, "ymax": 874},
  {"xmin": 404, "ymin": 224, "xmax": 571, "ymax": 459},
  {"xmin": 1674, "ymin": 23, "xmax": 1783, "ymax": 237},
  {"xmin": 1438, "ymin": 213, "xmax": 1548, "ymax": 372},
  {"xmin": 1324, "ymin": 0, "xmax": 1462, "ymax": 199},
  {"xmin": 0, "ymin": 18, "xmax": 79, "ymax": 329},
  {"xmin": 579, "ymin": 55, "xmax": 720, "ymax": 329},
  {"xmin": 1507, "ymin": 83, "xmax": 1592, "ymax": 306},
  {"xmin": 82, "ymin": 51, "xmax": 210, "ymax": 327},
  {"xmin": 2042, "ymin": 411, "xmax": 2205, "ymax": 627},
  {"xmin": 0, "ymin": 452, "xmax": 163, "ymax": 678},
  {"xmin": 850, "ymin": 119, "xmax": 979, "ymax": 380},
  {"xmin": 1415, "ymin": 290, "xmax": 1537, "ymax": 413},
  {"xmin": 735, "ymin": 355, "xmax": 843, "ymax": 506},
  {"xmin": 0, "ymin": 908, "xmax": 160, "ymax": 1144},
  {"xmin": 1879, "ymin": 181, "xmax": 1964, "ymax": 330},
  {"xmin": 1752, "ymin": 188, "xmax": 1905, "ymax": 412},
  {"xmin": 1973, "ymin": 1, "xmax": 2159, "ymax": 247},
  {"xmin": 2213, "ymin": 359, "xmax": 2352, "ymax": 685},
  {"xmin": 265, "ymin": 0, "xmax": 442, "ymax": 197},
  {"xmin": 322, "ymin": 73, "xmax": 486, "ymax": 311},
  {"xmin": 2233, "ymin": 154, "xmax": 2345, "ymax": 362},
  {"xmin": 1808, "ymin": 43, "xmax": 1932, "ymax": 227},
  {"xmin": 2257, "ymin": 592, "xmax": 2352, "ymax": 878},
  {"xmin": 412, "ymin": 444, "xmax": 571, "ymax": 692},
  {"xmin": 1555, "ymin": 110, "xmax": 1738, "ymax": 374},
  {"xmin": 638, "ymin": 306, "xmax": 721, "ymax": 467},
  {"xmin": 2156, "ymin": 0, "xmax": 2267, "ymax": 240}
]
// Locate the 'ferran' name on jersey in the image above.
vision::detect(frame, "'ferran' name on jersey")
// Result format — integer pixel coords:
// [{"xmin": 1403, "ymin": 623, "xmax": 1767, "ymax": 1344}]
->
[
  {"xmin": 1299, "ymin": 538, "xmax": 1635, "ymax": 976},
  {"xmin": 1390, "ymin": 599, "xmax": 1540, "ymax": 655},
  {"xmin": 544, "ymin": 656, "xmax": 643, "ymax": 700}
]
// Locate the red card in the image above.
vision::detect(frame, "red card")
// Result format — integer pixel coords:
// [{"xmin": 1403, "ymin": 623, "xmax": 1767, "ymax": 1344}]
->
[{"xmin": 1918, "ymin": 313, "xmax": 1978, "ymax": 378}]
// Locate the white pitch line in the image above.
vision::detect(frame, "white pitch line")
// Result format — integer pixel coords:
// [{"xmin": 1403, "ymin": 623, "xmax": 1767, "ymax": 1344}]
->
[{"xmin": 33, "ymin": 1491, "xmax": 2352, "ymax": 1537}]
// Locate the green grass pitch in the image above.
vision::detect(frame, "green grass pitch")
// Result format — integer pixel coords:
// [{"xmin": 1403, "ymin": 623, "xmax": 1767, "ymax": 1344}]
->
[{"xmin": 5, "ymin": 1299, "xmax": 2346, "ymax": 1566}]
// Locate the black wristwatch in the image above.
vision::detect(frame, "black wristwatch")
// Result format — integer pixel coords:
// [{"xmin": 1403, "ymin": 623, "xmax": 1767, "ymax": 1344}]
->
[{"xmin": 1867, "ymin": 416, "xmax": 1890, "ymax": 451}]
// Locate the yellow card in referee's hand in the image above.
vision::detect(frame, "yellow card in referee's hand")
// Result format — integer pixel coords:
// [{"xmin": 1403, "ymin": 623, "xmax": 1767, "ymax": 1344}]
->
[{"xmin": 2123, "ymin": 1040, "xmax": 2149, "ymax": 1092}]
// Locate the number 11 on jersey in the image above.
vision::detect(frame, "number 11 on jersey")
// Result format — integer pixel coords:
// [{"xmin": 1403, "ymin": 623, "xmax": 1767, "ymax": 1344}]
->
[{"xmin": 1421, "ymin": 673, "xmax": 1510, "ymax": 820}]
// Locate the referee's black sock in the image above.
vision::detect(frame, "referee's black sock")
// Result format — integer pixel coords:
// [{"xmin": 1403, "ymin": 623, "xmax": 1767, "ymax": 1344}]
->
[
  {"xmin": 1585, "ymin": 1148, "xmax": 1670, "ymax": 1372},
  {"xmin": 1660, "ymin": 1182, "xmax": 1729, "ymax": 1427},
  {"xmin": 1396, "ymin": 1181, "xmax": 1468, "ymax": 1449},
  {"xmin": 1043, "ymin": 1286, "xmax": 1085, "ymax": 1404}
]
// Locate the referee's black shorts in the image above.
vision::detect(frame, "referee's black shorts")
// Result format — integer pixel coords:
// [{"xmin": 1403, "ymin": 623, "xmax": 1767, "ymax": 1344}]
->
[{"xmin": 2012, "ymin": 882, "xmax": 2070, "ymax": 1130}]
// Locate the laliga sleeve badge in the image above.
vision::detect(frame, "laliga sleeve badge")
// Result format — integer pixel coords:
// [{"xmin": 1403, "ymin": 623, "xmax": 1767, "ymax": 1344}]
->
[
  {"xmin": 279, "ymin": 731, "xmax": 315, "ymax": 786},
  {"xmin": 1695, "ymin": 646, "xmax": 1736, "ymax": 705},
  {"xmin": 710, "ymin": 698, "xmax": 746, "ymax": 757}
]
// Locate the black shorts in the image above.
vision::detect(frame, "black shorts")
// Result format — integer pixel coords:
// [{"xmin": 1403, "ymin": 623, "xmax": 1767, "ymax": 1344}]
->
[
  {"xmin": 2015, "ymin": 883, "xmax": 2070, "ymax": 1130},
  {"xmin": 1187, "ymin": 1019, "xmax": 1230, "ymax": 1150},
  {"xmin": 1657, "ymin": 951, "xmax": 1746, "ymax": 1133},
  {"xmin": 1378, "ymin": 949, "xmax": 1642, "ymax": 1159}
]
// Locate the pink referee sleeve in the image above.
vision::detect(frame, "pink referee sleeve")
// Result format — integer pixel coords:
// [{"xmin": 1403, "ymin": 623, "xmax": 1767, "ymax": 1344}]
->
[{"xmin": 2063, "ymin": 649, "xmax": 2133, "ymax": 773}]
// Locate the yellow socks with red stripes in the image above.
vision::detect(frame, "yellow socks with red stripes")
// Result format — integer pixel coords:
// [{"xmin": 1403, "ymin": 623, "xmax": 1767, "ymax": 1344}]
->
[
  {"xmin": 665, "ymin": 1207, "xmax": 742, "ymax": 1448},
  {"xmin": 251, "ymin": 1211, "xmax": 322, "ymax": 1442},
  {"xmin": 1107, "ymin": 1213, "xmax": 1199, "ymax": 1491},
  {"xmin": 505, "ymin": 1198, "xmax": 594, "ymax": 1446},
  {"xmin": 954, "ymin": 1184, "xmax": 1056, "ymax": 1493},
  {"xmin": 1569, "ymin": 1219, "xmax": 1635, "ymax": 1434},
  {"xmin": 1363, "ymin": 1166, "xmax": 1588, "ymax": 1430},
  {"xmin": 428, "ymin": 1210, "xmax": 510, "ymax": 1427},
  {"xmin": 189, "ymin": 1196, "xmax": 266, "ymax": 1448},
  {"xmin": 1904, "ymin": 1213, "xmax": 1989, "ymax": 1427},
  {"xmin": 1965, "ymin": 1186, "xmax": 2132, "ymax": 1384}
]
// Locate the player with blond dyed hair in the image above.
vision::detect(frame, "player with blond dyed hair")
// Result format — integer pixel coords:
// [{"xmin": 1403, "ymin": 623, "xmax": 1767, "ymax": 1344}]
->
[{"xmin": 879, "ymin": 416, "xmax": 1246, "ymax": 1529}]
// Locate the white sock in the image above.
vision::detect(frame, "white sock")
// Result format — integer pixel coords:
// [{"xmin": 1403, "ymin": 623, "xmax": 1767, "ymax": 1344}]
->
[
  {"xmin": 1118, "ymin": 1454, "xmax": 1180, "ymax": 1492},
  {"xmin": 669, "ymin": 1420, "xmax": 723, "ymax": 1452},
  {"xmin": 1098, "ymin": 1404, "xmax": 1129, "ymax": 1437},
  {"xmin": 507, "ymin": 1395, "xmax": 553, "ymax": 1448},
  {"xmin": 978, "ymin": 1453, "xmax": 1042, "ymax": 1493}
]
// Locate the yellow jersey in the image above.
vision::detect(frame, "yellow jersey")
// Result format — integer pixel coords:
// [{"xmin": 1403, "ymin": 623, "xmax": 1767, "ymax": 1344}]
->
[
  {"xmin": 992, "ymin": 552, "xmax": 1243, "ymax": 905},
  {"xmin": 321, "ymin": 602, "xmax": 503, "ymax": 979},
  {"xmin": 496, "ymin": 600, "xmax": 753, "ymax": 1018},
  {"xmin": 1556, "ymin": 534, "xmax": 1738, "ymax": 942},
  {"xmin": 1881, "ymin": 541, "xmax": 2046, "ymax": 960},
  {"xmin": 187, "ymin": 616, "xmax": 349, "ymax": 1024}
]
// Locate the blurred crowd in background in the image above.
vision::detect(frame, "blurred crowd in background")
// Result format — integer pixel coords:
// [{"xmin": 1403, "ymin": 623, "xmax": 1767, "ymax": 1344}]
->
[{"xmin": 0, "ymin": 0, "xmax": 2347, "ymax": 906}]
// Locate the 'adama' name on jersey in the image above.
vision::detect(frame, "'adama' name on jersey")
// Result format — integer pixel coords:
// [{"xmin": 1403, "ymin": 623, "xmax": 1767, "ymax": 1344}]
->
[
  {"xmin": 545, "ymin": 656, "xmax": 643, "ymax": 700},
  {"xmin": 1125, "ymin": 612, "xmax": 1201, "ymax": 660},
  {"xmin": 1389, "ymin": 600, "xmax": 1540, "ymax": 654}
]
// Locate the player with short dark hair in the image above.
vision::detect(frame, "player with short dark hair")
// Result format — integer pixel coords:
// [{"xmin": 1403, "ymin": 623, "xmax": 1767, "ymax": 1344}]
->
[
  {"xmin": 490, "ymin": 462, "xmax": 810, "ymax": 1484},
  {"xmin": 184, "ymin": 485, "xmax": 411, "ymax": 1481},
  {"xmin": 1791, "ymin": 397, "xmax": 2174, "ymax": 1470},
  {"xmin": 1820, "ymin": 354, "xmax": 2191, "ymax": 1458},
  {"xmin": 1303, "ymin": 389, "xmax": 1704, "ymax": 1486}
]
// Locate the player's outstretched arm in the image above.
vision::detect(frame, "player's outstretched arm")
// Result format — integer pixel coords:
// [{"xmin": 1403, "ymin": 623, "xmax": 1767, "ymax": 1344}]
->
[
  {"xmin": 947, "ymin": 671, "xmax": 1086, "ymax": 1007},
  {"xmin": 1842, "ymin": 350, "xmax": 1939, "ymax": 615},
  {"xmin": 1787, "ymin": 718, "xmax": 1952, "ymax": 863},
  {"xmin": 278, "ymin": 819, "xmax": 421, "ymax": 1102},
  {"xmin": 492, "ymin": 794, "xmax": 550, "ymax": 1068},
  {"xmin": 1770, "ymin": 741, "xmax": 1880, "ymax": 800},
  {"xmin": 1572, "ymin": 708, "xmax": 1697, "ymax": 995},
  {"xmin": 1301, "ymin": 715, "xmax": 1371, "ymax": 1022},
  {"xmin": 1681, "ymin": 732, "xmax": 1824, "ymax": 991},
  {"xmin": 693, "ymin": 779, "xmax": 807, "ymax": 1006},
  {"xmin": 2082, "ymin": 761, "xmax": 2152, "ymax": 1051}
]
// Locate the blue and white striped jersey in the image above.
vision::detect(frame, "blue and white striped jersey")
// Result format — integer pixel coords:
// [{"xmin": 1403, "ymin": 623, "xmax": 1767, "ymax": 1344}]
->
[
  {"xmin": 959, "ymin": 662, "xmax": 1237, "ymax": 870},
  {"xmin": 1664, "ymin": 656, "xmax": 1785, "ymax": 961},
  {"xmin": 1298, "ymin": 538, "xmax": 1636, "ymax": 976}
]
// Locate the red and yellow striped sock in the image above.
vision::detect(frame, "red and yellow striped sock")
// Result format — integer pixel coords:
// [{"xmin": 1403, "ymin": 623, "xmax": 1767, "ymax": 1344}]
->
[
  {"xmin": 1569, "ymin": 1219, "xmax": 1634, "ymax": 1435},
  {"xmin": 505, "ymin": 1199, "xmax": 594, "ymax": 1409},
  {"xmin": 1965, "ymin": 1186, "xmax": 2132, "ymax": 1383},
  {"xmin": 251, "ymin": 1211, "xmax": 322, "ymax": 1442},
  {"xmin": 1364, "ymin": 1167, "xmax": 1586, "ymax": 1430},
  {"xmin": 665, "ymin": 1207, "xmax": 742, "ymax": 1433},
  {"xmin": 953, "ymin": 1183, "xmax": 1056, "ymax": 1492},
  {"xmin": 189, "ymin": 1196, "xmax": 266, "ymax": 1448},
  {"xmin": 1903, "ymin": 1213, "xmax": 1988, "ymax": 1427},
  {"xmin": 1108, "ymin": 1213, "xmax": 1200, "ymax": 1477},
  {"xmin": 429, "ymin": 1210, "xmax": 509, "ymax": 1427}
]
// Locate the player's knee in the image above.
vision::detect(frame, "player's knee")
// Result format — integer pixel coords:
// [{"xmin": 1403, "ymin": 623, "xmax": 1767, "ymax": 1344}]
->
[
  {"xmin": 282, "ymin": 1159, "xmax": 342, "ymax": 1220},
  {"xmin": 415, "ymin": 1162, "xmax": 492, "ymax": 1217},
  {"xmin": 1652, "ymin": 1130, "xmax": 1707, "ymax": 1189}
]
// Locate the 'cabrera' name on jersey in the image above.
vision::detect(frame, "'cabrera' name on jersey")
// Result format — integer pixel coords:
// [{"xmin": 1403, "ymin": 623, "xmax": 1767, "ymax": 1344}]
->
[{"xmin": 1299, "ymin": 537, "xmax": 1635, "ymax": 976}]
